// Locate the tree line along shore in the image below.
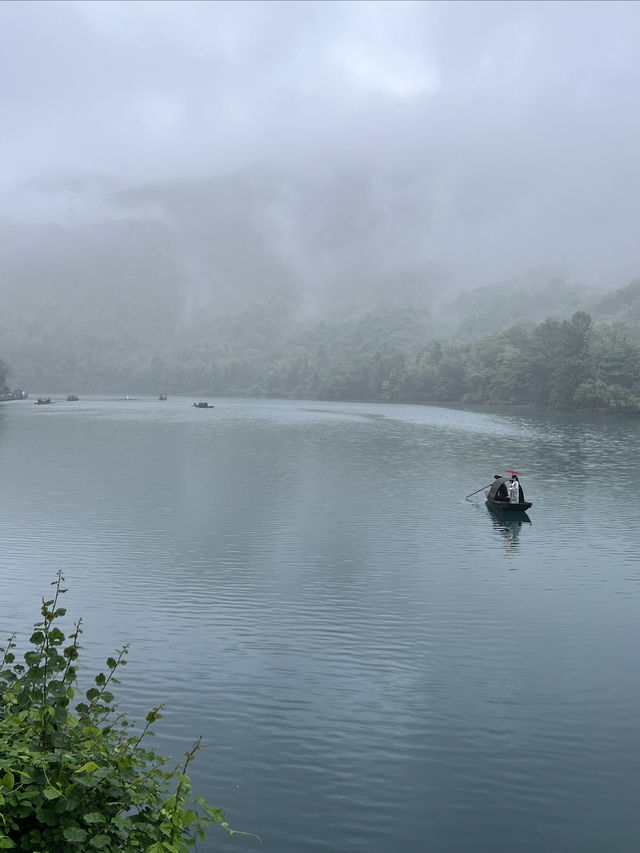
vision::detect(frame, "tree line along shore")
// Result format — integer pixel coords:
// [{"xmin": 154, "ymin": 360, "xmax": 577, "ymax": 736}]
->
[{"xmin": 3, "ymin": 308, "xmax": 640, "ymax": 414}]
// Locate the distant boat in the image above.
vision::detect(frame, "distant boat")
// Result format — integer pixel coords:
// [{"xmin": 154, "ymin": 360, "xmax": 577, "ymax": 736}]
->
[
  {"xmin": 66, "ymin": 394, "xmax": 79, "ymax": 402},
  {"xmin": 193, "ymin": 401, "xmax": 215, "ymax": 408},
  {"xmin": 0, "ymin": 389, "xmax": 28, "ymax": 402},
  {"xmin": 159, "ymin": 393, "xmax": 168, "ymax": 401},
  {"xmin": 35, "ymin": 397, "xmax": 53, "ymax": 405}
]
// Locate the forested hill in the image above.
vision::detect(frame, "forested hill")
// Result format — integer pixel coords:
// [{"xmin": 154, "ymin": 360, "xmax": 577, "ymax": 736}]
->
[
  {"xmin": 2, "ymin": 300, "xmax": 640, "ymax": 412},
  {"xmin": 2, "ymin": 195, "xmax": 640, "ymax": 411},
  {"xmin": 307, "ymin": 311, "xmax": 640, "ymax": 413},
  {"xmin": 0, "ymin": 164, "xmax": 611, "ymax": 394}
]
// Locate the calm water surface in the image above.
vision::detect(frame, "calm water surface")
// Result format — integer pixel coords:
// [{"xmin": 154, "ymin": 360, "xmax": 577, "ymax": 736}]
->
[{"xmin": 1, "ymin": 396, "xmax": 639, "ymax": 852}]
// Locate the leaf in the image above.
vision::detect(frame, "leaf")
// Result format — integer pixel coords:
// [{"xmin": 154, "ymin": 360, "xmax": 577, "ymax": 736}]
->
[
  {"xmin": 63, "ymin": 826, "xmax": 88, "ymax": 843},
  {"xmin": 0, "ymin": 772, "xmax": 14, "ymax": 791},
  {"xmin": 49, "ymin": 627, "xmax": 66, "ymax": 644},
  {"xmin": 82, "ymin": 812, "xmax": 107, "ymax": 825},
  {"xmin": 195, "ymin": 797, "xmax": 225, "ymax": 822},
  {"xmin": 53, "ymin": 706, "xmax": 68, "ymax": 725},
  {"xmin": 75, "ymin": 761, "xmax": 99, "ymax": 774},
  {"xmin": 43, "ymin": 786, "xmax": 62, "ymax": 800}
]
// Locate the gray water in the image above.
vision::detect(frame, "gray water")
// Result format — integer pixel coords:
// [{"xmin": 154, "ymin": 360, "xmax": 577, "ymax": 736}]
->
[{"xmin": 1, "ymin": 396, "xmax": 639, "ymax": 852}]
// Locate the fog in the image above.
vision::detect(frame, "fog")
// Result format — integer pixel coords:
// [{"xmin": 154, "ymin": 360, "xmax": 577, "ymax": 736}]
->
[{"xmin": 2, "ymin": 0, "xmax": 640, "ymax": 295}]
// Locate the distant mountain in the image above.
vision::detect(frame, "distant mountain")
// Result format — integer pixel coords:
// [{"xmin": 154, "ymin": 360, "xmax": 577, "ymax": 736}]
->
[
  {"xmin": 0, "ymin": 163, "xmax": 634, "ymax": 393},
  {"xmin": 0, "ymin": 163, "xmax": 442, "ymax": 390}
]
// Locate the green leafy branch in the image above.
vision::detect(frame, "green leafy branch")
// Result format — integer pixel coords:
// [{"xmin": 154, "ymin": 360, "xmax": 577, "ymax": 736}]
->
[{"xmin": 0, "ymin": 571, "xmax": 256, "ymax": 852}]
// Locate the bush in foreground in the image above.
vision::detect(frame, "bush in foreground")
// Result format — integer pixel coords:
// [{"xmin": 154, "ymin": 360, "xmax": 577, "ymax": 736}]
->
[{"xmin": 0, "ymin": 572, "xmax": 234, "ymax": 851}]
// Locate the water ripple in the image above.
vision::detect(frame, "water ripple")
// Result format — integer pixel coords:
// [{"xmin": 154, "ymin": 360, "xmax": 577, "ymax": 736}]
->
[{"xmin": 1, "ymin": 397, "xmax": 640, "ymax": 852}]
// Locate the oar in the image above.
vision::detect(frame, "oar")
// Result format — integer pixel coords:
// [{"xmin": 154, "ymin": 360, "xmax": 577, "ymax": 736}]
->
[{"xmin": 465, "ymin": 482, "xmax": 495, "ymax": 500}]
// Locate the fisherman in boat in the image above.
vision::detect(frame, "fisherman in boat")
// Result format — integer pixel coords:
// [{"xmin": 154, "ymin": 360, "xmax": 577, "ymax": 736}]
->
[
  {"xmin": 494, "ymin": 474, "xmax": 509, "ymax": 502},
  {"xmin": 483, "ymin": 472, "xmax": 532, "ymax": 512}
]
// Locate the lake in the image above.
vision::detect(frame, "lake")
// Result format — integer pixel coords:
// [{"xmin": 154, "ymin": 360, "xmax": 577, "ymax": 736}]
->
[{"xmin": 1, "ymin": 396, "xmax": 639, "ymax": 852}]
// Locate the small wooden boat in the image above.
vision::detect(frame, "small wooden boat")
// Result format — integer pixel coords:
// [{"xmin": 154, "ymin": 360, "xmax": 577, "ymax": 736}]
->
[
  {"xmin": 193, "ymin": 401, "xmax": 215, "ymax": 408},
  {"xmin": 486, "ymin": 476, "xmax": 532, "ymax": 511},
  {"xmin": 159, "ymin": 393, "xmax": 168, "ymax": 401},
  {"xmin": 66, "ymin": 394, "xmax": 79, "ymax": 402},
  {"xmin": 35, "ymin": 397, "xmax": 53, "ymax": 405}
]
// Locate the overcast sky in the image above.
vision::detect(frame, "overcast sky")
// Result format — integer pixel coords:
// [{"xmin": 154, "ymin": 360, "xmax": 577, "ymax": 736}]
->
[{"xmin": 2, "ymin": 0, "xmax": 640, "ymax": 288}]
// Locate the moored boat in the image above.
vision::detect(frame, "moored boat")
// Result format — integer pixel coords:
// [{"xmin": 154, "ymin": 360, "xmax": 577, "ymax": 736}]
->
[
  {"xmin": 35, "ymin": 397, "xmax": 53, "ymax": 405},
  {"xmin": 0, "ymin": 390, "xmax": 28, "ymax": 402},
  {"xmin": 67, "ymin": 394, "xmax": 79, "ymax": 401},
  {"xmin": 193, "ymin": 401, "xmax": 215, "ymax": 408}
]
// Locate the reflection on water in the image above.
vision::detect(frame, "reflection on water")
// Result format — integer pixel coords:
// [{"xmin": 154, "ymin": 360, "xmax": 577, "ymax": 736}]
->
[{"xmin": 487, "ymin": 506, "xmax": 532, "ymax": 554}]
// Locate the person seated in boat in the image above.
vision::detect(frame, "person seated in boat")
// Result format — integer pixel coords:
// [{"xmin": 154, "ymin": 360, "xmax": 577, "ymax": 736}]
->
[{"xmin": 494, "ymin": 474, "xmax": 509, "ymax": 502}]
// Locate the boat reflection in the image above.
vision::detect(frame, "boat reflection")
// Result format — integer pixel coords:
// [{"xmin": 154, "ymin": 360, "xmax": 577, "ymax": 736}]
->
[{"xmin": 487, "ymin": 506, "xmax": 531, "ymax": 553}]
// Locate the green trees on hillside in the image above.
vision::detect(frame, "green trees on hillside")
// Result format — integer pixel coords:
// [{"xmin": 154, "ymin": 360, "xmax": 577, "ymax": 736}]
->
[
  {"xmin": 269, "ymin": 310, "xmax": 640, "ymax": 412},
  {"xmin": 3, "ymin": 302, "xmax": 640, "ymax": 412},
  {"xmin": 407, "ymin": 311, "xmax": 640, "ymax": 412}
]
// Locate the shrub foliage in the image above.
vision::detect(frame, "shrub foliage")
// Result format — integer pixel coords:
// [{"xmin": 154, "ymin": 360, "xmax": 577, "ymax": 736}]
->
[{"xmin": 0, "ymin": 572, "xmax": 230, "ymax": 851}]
